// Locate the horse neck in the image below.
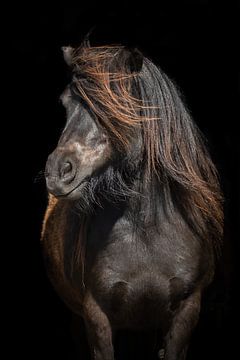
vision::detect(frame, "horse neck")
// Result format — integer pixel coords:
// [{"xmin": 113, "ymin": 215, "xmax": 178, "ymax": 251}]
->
[{"xmin": 111, "ymin": 172, "xmax": 175, "ymax": 228}]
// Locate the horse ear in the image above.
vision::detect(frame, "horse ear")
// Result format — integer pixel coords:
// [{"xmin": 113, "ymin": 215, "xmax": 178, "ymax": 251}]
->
[
  {"xmin": 62, "ymin": 46, "xmax": 74, "ymax": 66},
  {"xmin": 127, "ymin": 48, "xmax": 144, "ymax": 73}
]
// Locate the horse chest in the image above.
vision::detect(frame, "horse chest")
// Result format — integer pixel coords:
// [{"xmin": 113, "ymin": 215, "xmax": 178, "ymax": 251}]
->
[
  {"xmin": 42, "ymin": 200, "xmax": 207, "ymax": 326},
  {"xmin": 84, "ymin": 218, "xmax": 193, "ymax": 329}
]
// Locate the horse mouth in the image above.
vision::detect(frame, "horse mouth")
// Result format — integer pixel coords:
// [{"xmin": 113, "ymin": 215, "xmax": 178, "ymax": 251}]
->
[{"xmin": 53, "ymin": 178, "xmax": 89, "ymax": 199}]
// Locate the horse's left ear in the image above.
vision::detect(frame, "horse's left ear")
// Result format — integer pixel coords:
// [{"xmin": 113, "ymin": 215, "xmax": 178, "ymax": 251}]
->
[
  {"xmin": 127, "ymin": 48, "xmax": 144, "ymax": 73},
  {"xmin": 62, "ymin": 46, "xmax": 74, "ymax": 66}
]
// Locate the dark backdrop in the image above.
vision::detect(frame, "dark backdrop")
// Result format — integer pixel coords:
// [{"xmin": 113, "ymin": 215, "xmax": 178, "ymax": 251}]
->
[{"xmin": 10, "ymin": 1, "xmax": 238, "ymax": 359}]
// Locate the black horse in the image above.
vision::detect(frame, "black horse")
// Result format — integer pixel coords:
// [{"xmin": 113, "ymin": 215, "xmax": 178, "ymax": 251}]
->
[{"xmin": 41, "ymin": 44, "xmax": 223, "ymax": 359}]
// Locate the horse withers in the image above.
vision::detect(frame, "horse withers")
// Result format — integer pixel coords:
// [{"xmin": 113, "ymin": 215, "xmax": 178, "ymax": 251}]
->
[{"xmin": 41, "ymin": 44, "xmax": 223, "ymax": 359}]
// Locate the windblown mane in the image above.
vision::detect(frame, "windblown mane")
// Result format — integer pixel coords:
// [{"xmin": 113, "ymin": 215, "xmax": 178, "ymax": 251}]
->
[{"xmin": 69, "ymin": 44, "xmax": 223, "ymax": 255}]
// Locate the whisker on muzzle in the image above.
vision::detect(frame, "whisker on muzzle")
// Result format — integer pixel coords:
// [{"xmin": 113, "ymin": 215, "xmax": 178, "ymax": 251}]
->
[{"xmin": 34, "ymin": 169, "xmax": 46, "ymax": 183}]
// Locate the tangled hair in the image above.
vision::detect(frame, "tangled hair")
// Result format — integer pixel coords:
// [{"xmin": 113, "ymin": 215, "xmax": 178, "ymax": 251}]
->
[{"xmin": 65, "ymin": 44, "xmax": 223, "ymax": 256}]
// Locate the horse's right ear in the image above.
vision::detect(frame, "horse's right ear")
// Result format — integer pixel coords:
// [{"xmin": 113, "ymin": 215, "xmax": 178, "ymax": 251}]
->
[{"xmin": 62, "ymin": 46, "xmax": 74, "ymax": 66}]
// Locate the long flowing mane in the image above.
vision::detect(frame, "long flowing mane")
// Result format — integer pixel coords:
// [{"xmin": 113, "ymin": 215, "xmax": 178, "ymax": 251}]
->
[{"xmin": 68, "ymin": 44, "xmax": 223, "ymax": 256}]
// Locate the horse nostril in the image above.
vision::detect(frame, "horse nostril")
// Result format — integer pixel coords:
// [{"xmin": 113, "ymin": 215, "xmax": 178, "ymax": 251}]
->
[{"xmin": 60, "ymin": 161, "xmax": 73, "ymax": 178}]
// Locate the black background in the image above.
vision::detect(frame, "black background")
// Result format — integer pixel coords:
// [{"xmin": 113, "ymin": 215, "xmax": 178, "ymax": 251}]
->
[{"xmin": 10, "ymin": 1, "xmax": 238, "ymax": 359}]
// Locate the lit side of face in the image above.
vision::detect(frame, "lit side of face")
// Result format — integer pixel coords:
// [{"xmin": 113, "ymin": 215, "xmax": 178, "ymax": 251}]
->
[{"xmin": 45, "ymin": 86, "xmax": 111, "ymax": 200}]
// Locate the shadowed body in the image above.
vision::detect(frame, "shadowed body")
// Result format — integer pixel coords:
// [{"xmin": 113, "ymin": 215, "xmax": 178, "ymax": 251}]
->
[{"xmin": 41, "ymin": 44, "xmax": 223, "ymax": 359}]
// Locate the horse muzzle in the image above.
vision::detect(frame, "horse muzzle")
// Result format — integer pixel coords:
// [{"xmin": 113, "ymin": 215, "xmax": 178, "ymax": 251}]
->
[{"xmin": 45, "ymin": 150, "xmax": 78, "ymax": 197}]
